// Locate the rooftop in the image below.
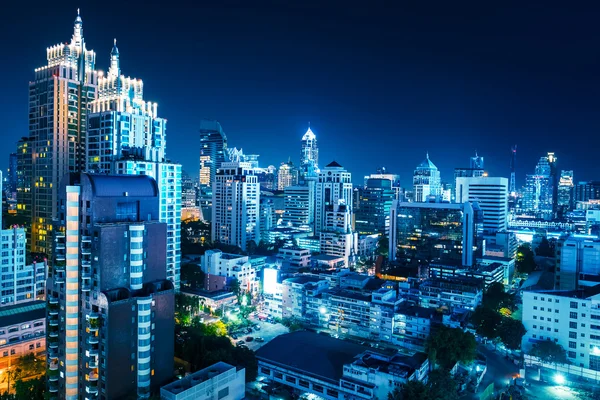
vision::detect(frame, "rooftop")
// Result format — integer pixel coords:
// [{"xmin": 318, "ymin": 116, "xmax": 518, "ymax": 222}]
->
[
  {"xmin": 0, "ymin": 301, "xmax": 46, "ymax": 328},
  {"xmin": 85, "ymin": 173, "xmax": 158, "ymax": 197},
  {"xmin": 528, "ymin": 284, "xmax": 600, "ymax": 300},
  {"xmin": 256, "ymin": 331, "xmax": 387, "ymax": 384},
  {"xmin": 161, "ymin": 362, "xmax": 238, "ymax": 395}
]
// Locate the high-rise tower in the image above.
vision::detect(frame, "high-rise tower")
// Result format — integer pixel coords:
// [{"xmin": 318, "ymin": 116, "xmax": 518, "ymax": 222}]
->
[
  {"xmin": 86, "ymin": 42, "xmax": 182, "ymax": 290},
  {"xmin": 24, "ymin": 10, "xmax": 98, "ymax": 255},
  {"xmin": 46, "ymin": 173, "xmax": 174, "ymax": 399},
  {"xmin": 199, "ymin": 120, "xmax": 227, "ymax": 189},
  {"xmin": 509, "ymin": 145, "xmax": 517, "ymax": 195},
  {"xmin": 413, "ymin": 153, "xmax": 441, "ymax": 202},
  {"xmin": 523, "ymin": 152, "xmax": 557, "ymax": 220},
  {"xmin": 300, "ymin": 126, "xmax": 319, "ymax": 179}
]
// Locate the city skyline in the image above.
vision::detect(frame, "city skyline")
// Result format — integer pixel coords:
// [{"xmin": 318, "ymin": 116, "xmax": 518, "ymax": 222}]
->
[{"xmin": 2, "ymin": 2, "xmax": 600, "ymax": 186}]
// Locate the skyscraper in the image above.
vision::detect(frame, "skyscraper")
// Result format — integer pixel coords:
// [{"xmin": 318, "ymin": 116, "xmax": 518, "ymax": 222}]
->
[
  {"xmin": 277, "ymin": 160, "xmax": 299, "ymax": 190},
  {"xmin": 46, "ymin": 173, "xmax": 174, "ymax": 399},
  {"xmin": 212, "ymin": 162, "xmax": 260, "ymax": 251},
  {"xmin": 86, "ymin": 42, "xmax": 182, "ymax": 290},
  {"xmin": 456, "ymin": 176, "xmax": 509, "ymax": 234},
  {"xmin": 300, "ymin": 126, "xmax": 319, "ymax": 179},
  {"xmin": 355, "ymin": 178, "xmax": 394, "ymax": 235},
  {"xmin": 315, "ymin": 161, "xmax": 353, "ymax": 234},
  {"xmin": 199, "ymin": 119, "xmax": 227, "ymax": 188},
  {"xmin": 283, "ymin": 185, "xmax": 314, "ymax": 228},
  {"xmin": 470, "ymin": 152, "xmax": 484, "ymax": 169},
  {"xmin": 25, "ymin": 10, "xmax": 98, "ymax": 255},
  {"xmin": 413, "ymin": 153, "xmax": 441, "ymax": 202},
  {"xmin": 523, "ymin": 153, "xmax": 557, "ymax": 220},
  {"xmin": 16, "ymin": 138, "xmax": 32, "ymax": 231},
  {"xmin": 6, "ymin": 153, "xmax": 18, "ymax": 199},
  {"xmin": 557, "ymin": 170, "xmax": 574, "ymax": 217}
]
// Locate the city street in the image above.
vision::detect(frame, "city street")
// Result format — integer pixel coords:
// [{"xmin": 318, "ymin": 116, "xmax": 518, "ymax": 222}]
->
[{"xmin": 472, "ymin": 344, "xmax": 519, "ymax": 399}]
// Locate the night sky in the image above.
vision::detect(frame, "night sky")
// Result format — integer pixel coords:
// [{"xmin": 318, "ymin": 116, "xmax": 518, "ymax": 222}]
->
[{"xmin": 2, "ymin": 1, "xmax": 600, "ymax": 186}]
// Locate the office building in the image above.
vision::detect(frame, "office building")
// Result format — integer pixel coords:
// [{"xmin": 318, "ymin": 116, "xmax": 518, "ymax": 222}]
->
[
  {"xmin": 283, "ymin": 186, "xmax": 314, "ymax": 228},
  {"xmin": 522, "ymin": 286, "xmax": 600, "ymax": 373},
  {"xmin": 555, "ymin": 235, "xmax": 600, "ymax": 290},
  {"xmin": 558, "ymin": 171, "xmax": 574, "ymax": 217},
  {"xmin": 277, "ymin": 247, "xmax": 311, "ymax": 271},
  {"xmin": 16, "ymin": 138, "xmax": 32, "ymax": 231},
  {"xmin": 46, "ymin": 173, "xmax": 174, "ymax": 399},
  {"xmin": 277, "ymin": 161, "xmax": 299, "ymax": 190},
  {"xmin": 0, "ymin": 176, "xmax": 46, "ymax": 305},
  {"xmin": 257, "ymin": 331, "xmax": 429, "ymax": 400},
  {"xmin": 201, "ymin": 250, "xmax": 258, "ymax": 294},
  {"xmin": 418, "ymin": 277, "xmax": 484, "ymax": 311},
  {"xmin": 355, "ymin": 178, "xmax": 394, "ymax": 235},
  {"xmin": 199, "ymin": 119, "xmax": 227, "ymax": 188},
  {"xmin": 456, "ymin": 176, "xmax": 508, "ymax": 233},
  {"xmin": 364, "ymin": 170, "xmax": 401, "ymax": 200},
  {"xmin": 574, "ymin": 181, "xmax": 600, "ymax": 204},
  {"xmin": 389, "ymin": 201, "xmax": 482, "ymax": 267},
  {"xmin": 523, "ymin": 153, "xmax": 558, "ymax": 220},
  {"xmin": 454, "ymin": 168, "xmax": 485, "ymax": 203},
  {"xmin": 300, "ymin": 126, "xmax": 319, "ymax": 179},
  {"xmin": 212, "ymin": 162, "xmax": 260, "ymax": 251},
  {"xmin": 24, "ymin": 11, "xmax": 98, "ymax": 255},
  {"xmin": 315, "ymin": 161, "xmax": 353, "ymax": 234},
  {"xmin": 86, "ymin": 43, "xmax": 182, "ymax": 290},
  {"xmin": 160, "ymin": 362, "xmax": 245, "ymax": 400},
  {"xmin": 6, "ymin": 153, "xmax": 17, "ymax": 200},
  {"xmin": 470, "ymin": 152, "xmax": 484, "ymax": 169},
  {"xmin": 0, "ymin": 301, "xmax": 46, "ymax": 376},
  {"xmin": 413, "ymin": 153, "xmax": 441, "ymax": 202}
]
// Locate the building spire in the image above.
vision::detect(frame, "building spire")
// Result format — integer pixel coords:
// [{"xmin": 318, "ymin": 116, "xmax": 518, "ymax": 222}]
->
[
  {"xmin": 108, "ymin": 38, "xmax": 120, "ymax": 77},
  {"xmin": 72, "ymin": 8, "xmax": 83, "ymax": 48},
  {"xmin": 426, "ymin": 151, "xmax": 429, "ymax": 159}
]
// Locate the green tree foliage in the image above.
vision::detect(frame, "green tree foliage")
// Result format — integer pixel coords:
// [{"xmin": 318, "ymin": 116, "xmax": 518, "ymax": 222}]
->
[
  {"xmin": 528, "ymin": 340, "xmax": 569, "ymax": 365},
  {"xmin": 388, "ymin": 370, "xmax": 459, "ymax": 400},
  {"xmin": 426, "ymin": 326, "xmax": 476, "ymax": 370},
  {"xmin": 535, "ymin": 237, "xmax": 555, "ymax": 258},
  {"xmin": 516, "ymin": 244, "xmax": 536, "ymax": 275},
  {"xmin": 12, "ymin": 376, "xmax": 46, "ymax": 400},
  {"xmin": 180, "ymin": 263, "xmax": 205, "ymax": 290},
  {"xmin": 482, "ymin": 282, "xmax": 515, "ymax": 311},
  {"xmin": 496, "ymin": 318, "xmax": 527, "ymax": 350},
  {"xmin": 174, "ymin": 324, "xmax": 258, "ymax": 382},
  {"xmin": 375, "ymin": 236, "xmax": 389, "ymax": 257},
  {"xmin": 281, "ymin": 317, "xmax": 304, "ymax": 332},
  {"xmin": 471, "ymin": 306, "xmax": 502, "ymax": 339},
  {"xmin": 175, "ymin": 293, "xmax": 201, "ymax": 326}
]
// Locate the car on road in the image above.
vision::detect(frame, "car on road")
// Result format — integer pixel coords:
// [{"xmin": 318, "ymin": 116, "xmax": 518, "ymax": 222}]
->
[
  {"xmin": 245, "ymin": 336, "xmax": 254, "ymax": 342},
  {"xmin": 255, "ymin": 337, "xmax": 264, "ymax": 342}
]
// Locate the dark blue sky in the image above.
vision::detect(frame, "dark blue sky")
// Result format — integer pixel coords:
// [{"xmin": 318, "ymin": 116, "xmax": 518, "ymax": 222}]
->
[{"xmin": 2, "ymin": 0, "xmax": 600, "ymax": 186}]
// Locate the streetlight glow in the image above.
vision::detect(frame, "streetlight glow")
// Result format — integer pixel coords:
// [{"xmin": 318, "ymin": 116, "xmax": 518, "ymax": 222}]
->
[
  {"xmin": 319, "ymin": 306, "xmax": 327, "ymax": 315},
  {"xmin": 554, "ymin": 373, "xmax": 565, "ymax": 385}
]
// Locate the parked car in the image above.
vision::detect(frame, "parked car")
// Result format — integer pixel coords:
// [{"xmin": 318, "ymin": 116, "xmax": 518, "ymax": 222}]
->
[
  {"xmin": 255, "ymin": 337, "xmax": 265, "ymax": 342},
  {"xmin": 231, "ymin": 333, "xmax": 238, "ymax": 339},
  {"xmin": 255, "ymin": 324, "xmax": 261, "ymax": 330},
  {"xmin": 246, "ymin": 328, "xmax": 253, "ymax": 334},
  {"xmin": 246, "ymin": 336, "xmax": 254, "ymax": 342},
  {"xmin": 236, "ymin": 340, "xmax": 245, "ymax": 347}
]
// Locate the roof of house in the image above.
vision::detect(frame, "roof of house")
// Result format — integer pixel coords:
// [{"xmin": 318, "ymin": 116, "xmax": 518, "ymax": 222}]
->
[{"xmin": 0, "ymin": 301, "xmax": 46, "ymax": 328}]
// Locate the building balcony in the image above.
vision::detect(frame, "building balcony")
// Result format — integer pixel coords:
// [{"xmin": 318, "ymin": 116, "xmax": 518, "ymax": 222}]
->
[
  {"xmin": 82, "ymin": 282, "xmax": 91, "ymax": 292},
  {"xmin": 86, "ymin": 380, "xmax": 99, "ymax": 394},
  {"xmin": 81, "ymin": 269, "xmax": 92, "ymax": 279},
  {"xmin": 87, "ymin": 335, "xmax": 99, "ymax": 345},
  {"xmin": 88, "ymin": 348, "xmax": 99, "ymax": 358},
  {"xmin": 48, "ymin": 381, "xmax": 59, "ymax": 393},
  {"xmin": 87, "ymin": 313, "xmax": 100, "ymax": 330},
  {"xmin": 54, "ymin": 271, "xmax": 65, "ymax": 284},
  {"xmin": 88, "ymin": 359, "xmax": 98, "ymax": 369},
  {"xmin": 82, "ymin": 236, "xmax": 92, "ymax": 243},
  {"xmin": 88, "ymin": 372, "xmax": 99, "ymax": 382},
  {"xmin": 48, "ymin": 368, "xmax": 59, "ymax": 382},
  {"xmin": 48, "ymin": 316, "xmax": 59, "ymax": 327},
  {"xmin": 49, "ymin": 359, "xmax": 59, "ymax": 371}
]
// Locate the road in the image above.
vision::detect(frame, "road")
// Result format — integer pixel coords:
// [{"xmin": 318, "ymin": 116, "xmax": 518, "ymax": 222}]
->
[{"xmin": 476, "ymin": 344, "xmax": 519, "ymax": 394}]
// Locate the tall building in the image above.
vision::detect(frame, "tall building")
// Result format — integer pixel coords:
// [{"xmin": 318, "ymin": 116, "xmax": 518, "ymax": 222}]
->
[
  {"xmin": 364, "ymin": 171, "xmax": 401, "ymax": 200},
  {"xmin": 555, "ymin": 236, "xmax": 600, "ymax": 290},
  {"xmin": 300, "ymin": 126, "xmax": 319, "ymax": 179},
  {"xmin": 389, "ymin": 201, "xmax": 482, "ymax": 267},
  {"xmin": 46, "ymin": 173, "xmax": 174, "ymax": 399},
  {"xmin": 212, "ymin": 162, "xmax": 260, "ymax": 251},
  {"xmin": 6, "ymin": 153, "xmax": 18, "ymax": 199},
  {"xmin": 199, "ymin": 120, "xmax": 227, "ymax": 188},
  {"xmin": 315, "ymin": 161, "xmax": 353, "ymax": 234},
  {"xmin": 413, "ymin": 153, "xmax": 441, "ymax": 203},
  {"xmin": 283, "ymin": 186, "xmax": 314, "ymax": 228},
  {"xmin": 455, "ymin": 176, "xmax": 508, "ymax": 234},
  {"xmin": 355, "ymin": 179, "xmax": 394, "ymax": 235},
  {"xmin": 181, "ymin": 171, "xmax": 197, "ymax": 209},
  {"xmin": 16, "ymin": 138, "xmax": 32, "ymax": 230},
  {"xmin": 277, "ymin": 161, "xmax": 299, "ymax": 190},
  {"xmin": 0, "ymin": 175, "xmax": 46, "ymax": 305},
  {"xmin": 557, "ymin": 170, "xmax": 574, "ymax": 217},
  {"xmin": 25, "ymin": 11, "xmax": 98, "ymax": 255},
  {"xmin": 523, "ymin": 153, "xmax": 557, "ymax": 220},
  {"xmin": 574, "ymin": 181, "xmax": 600, "ymax": 204},
  {"xmin": 86, "ymin": 42, "xmax": 182, "ymax": 290}
]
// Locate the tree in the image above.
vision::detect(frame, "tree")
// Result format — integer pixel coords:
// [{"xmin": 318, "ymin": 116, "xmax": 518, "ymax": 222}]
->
[
  {"xmin": 516, "ymin": 244, "xmax": 536, "ymax": 275},
  {"xmin": 426, "ymin": 326, "xmax": 476, "ymax": 370},
  {"xmin": 428, "ymin": 369, "xmax": 459, "ymax": 400},
  {"xmin": 281, "ymin": 317, "xmax": 304, "ymax": 332},
  {"xmin": 482, "ymin": 282, "xmax": 515, "ymax": 311},
  {"xmin": 535, "ymin": 237, "xmax": 554, "ymax": 258},
  {"xmin": 497, "ymin": 317, "xmax": 526, "ymax": 350},
  {"xmin": 388, "ymin": 380, "xmax": 429, "ymax": 400},
  {"xmin": 229, "ymin": 279, "xmax": 241, "ymax": 301},
  {"xmin": 246, "ymin": 240, "xmax": 257, "ymax": 255},
  {"xmin": 12, "ymin": 376, "xmax": 46, "ymax": 400},
  {"xmin": 528, "ymin": 340, "xmax": 568, "ymax": 365},
  {"xmin": 376, "ymin": 236, "xmax": 389, "ymax": 257},
  {"xmin": 181, "ymin": 263, "xmax": 205, "ymax": 290},
  {"xmin": 471, "ymin": 306, "xmax": 502, "ymax": 339}
]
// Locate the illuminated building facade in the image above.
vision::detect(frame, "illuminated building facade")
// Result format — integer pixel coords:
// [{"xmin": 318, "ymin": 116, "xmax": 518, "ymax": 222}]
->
[
  {"xmin": 24, "ymin": 10, "xmax": 98, "ymax": 255},
  {"xmin": 47, "ymin": 173, "xmax": 174, "ymax": 400},
  {"xmin": 557, "ymin": 170, "xmax": 574, "ymax": 216},
  {"xmin": 283, "ymin": 185, "xmax": 314, "ymax": 228},
  {"xmin": 413, "ymin": 153, "xmax": 441, "ymax": 203},
  {"xmin": 277, "ymin": 161, "xmax": 299, "ymax": 190},
  {"xmin": 300, "ymin": 127, "xmax": 319, "ymax": 179},
  {"xmin": 212, "ymin": 162, "xmax": 260, "ymax": 251},
  {"xmin": 199, "ymin": 120, "xmax": 227, "ymax": 188},
  {"xmin": 455, "ymin": 176, "xmax": 508, "ymax": 233},
  {"xmin": 86, "ymin": 41, "xmax": 181, "ymax": 290},
  {"xmin": 523, "ymin": 152, "xmax": 558, "ymax": 220},
  {"xmin": 315, "ymin": 161, "xmax": 353, "ymax": 234},
  {"xmin": 355, "ymin": 178, "xmax": 394, "ymax": 235},
  {"xmin": 389, "ymin": 201, "xmax": 481, "ymax": 267}
]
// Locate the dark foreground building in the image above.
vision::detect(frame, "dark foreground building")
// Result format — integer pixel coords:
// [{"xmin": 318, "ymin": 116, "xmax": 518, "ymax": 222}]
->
[{"xmin": 46, "ymin": 173, "xmax": 174, "ymax": 400}]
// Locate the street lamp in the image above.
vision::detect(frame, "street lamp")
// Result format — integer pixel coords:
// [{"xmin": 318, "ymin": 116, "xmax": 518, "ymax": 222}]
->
[
  {"xmin": 554, "ymin": 373, "xmax": 565, "ymax": 386},
  {"xmin": 319, "ymin": 307, "xmax": 327, "ymax": 315}
]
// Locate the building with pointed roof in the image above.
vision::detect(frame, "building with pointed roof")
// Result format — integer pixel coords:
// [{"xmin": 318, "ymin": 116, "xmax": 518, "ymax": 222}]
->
[
  {"xmin": 413, "ymin": 153, "xmax": 441, "ymax": 202},
  {"xmin": 300, "ymin": 126, "xmax": 319, "ymax": 178}
]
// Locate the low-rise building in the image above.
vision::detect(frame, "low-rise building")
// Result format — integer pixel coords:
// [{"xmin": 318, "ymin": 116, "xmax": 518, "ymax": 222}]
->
[
  {"xmin": 417, "ymin": 277, "xmax": 483, "ymax": 311},
  {"xmin": 277, "ymin": 247, "xmax": 311, "ymax": 271},
  {"xmin": 201, "ymin": 250, "xmax": 258, "ymax": 295},
  {"xmin": 429, "ymin": 262, "xmax": 504, "ymax": 289},
  {"xmin": 256, "ymin": 331, "xmax": 428, "ymax": 400},
  {"xmin": 312, "ymin": 254, "xmax": 345, "ymax": 270},
  {"xmin": 160, "ymin": 362, "xmax": 245, "ymax": 400},
  {"xmin": 392, "ymin": 305, "xmax": 438, "ymax": 351},
  {"xmin": 0, "ymin": 301, "xmax": 46, "ymax": 374},
  {"xmin": 181, "ymin": 289, "xmax": 238, "ymax": 314}
]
